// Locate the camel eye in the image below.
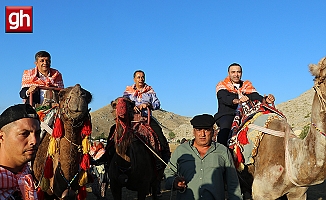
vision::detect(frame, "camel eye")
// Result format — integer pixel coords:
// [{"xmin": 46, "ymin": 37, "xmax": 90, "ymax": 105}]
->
[{"xmin": 58, "ymin": 92, "xmax": 64, "ymax": 100}]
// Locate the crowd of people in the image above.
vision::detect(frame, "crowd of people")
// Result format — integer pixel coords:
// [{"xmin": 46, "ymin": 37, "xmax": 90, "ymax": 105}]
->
[{"xmin": 0, "ymin": 50, "xmax": 276, "ymax": 200}]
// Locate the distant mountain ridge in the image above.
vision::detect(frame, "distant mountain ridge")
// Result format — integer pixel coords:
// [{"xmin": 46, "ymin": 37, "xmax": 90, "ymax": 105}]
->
[{"xmin": 90, "ymin": 88, "xmax": 315, "ymax": 141}]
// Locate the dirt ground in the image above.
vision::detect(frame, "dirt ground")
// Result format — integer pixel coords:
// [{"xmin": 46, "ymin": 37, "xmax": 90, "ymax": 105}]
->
[
  {"xmin": 87, "ymin": 144, "xmax": 326, "ymax": 200},
  {"xmin": 87, "ymin": 180, "xmax": 326, "ymax": 200}
]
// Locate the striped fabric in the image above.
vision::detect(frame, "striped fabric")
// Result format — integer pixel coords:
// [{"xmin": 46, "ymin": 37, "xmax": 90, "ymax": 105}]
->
[
  {"xmin": 216, "ymin": 76, "xmax": 257, "ymax": 95},
  {"xmin": 21, "ymin": 67, "xmax": 64, "ymax": 89},
  {"xmin": 123, "ymin": 84, "xmax": 154, "ymax": 102},
  {"xmin": 0, "ymin": 165, "xmax": 37, "ymax": 200}
]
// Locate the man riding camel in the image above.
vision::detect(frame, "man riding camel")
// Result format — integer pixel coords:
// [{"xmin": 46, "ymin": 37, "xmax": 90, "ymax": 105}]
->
[
  {"xmin": 123, "ymin": 70, "xmax": 170, "ymax": 163},
  {"xmin": 19, "ymin": 50, "xmax": 64, "ymax": 106},
  {"xmin": 214, "ymin": 62, "xmax": 275, "ymax": 146}
]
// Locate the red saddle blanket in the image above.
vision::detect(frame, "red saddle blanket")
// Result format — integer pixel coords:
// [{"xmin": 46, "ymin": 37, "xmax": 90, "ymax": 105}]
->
[{"xmin": 132, "ymin": 121, "xmax": 161, "ymax": 153}]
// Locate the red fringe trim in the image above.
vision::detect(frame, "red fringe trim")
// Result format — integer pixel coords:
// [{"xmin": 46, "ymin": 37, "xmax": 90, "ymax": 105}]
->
[
  {"xmin": 235, "ymin": 146, "xmax": 244, "ymax": 168},
  {"xmin": 77, "ymin": 186, "xmax": 87, "ymax": 200},
  {"xmin": 44, "ymin": 156, "xmax": 54, "ymax": 179},
  {"xmin": 36, "ymin": 187, "xmax": 44, "ymax": 200},
  {"xmin": 238, "ymin": 127, "xmax": 249, "ymax": 145}
]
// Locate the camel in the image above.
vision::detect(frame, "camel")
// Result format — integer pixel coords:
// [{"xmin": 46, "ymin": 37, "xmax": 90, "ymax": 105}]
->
[
  {"xmin": 108, "ymin": 97, "xmax": 164, "ymax": 200},
  {"xmin": 238, "ymin": 57, "xmax": 326, "ymax": 199},
  {"xmin": 33, "ymin": 84, "xmax": 92, "ymax": 199}
]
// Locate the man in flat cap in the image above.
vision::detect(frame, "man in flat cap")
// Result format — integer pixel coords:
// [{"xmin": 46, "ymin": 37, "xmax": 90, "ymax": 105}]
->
[
  {"xmin": 165, "ymin": 114, "xmax": 242, "ymax": 200},
  {"xmin": 0, "ymin": 104, "xmax": 40, "ymax": 200}
]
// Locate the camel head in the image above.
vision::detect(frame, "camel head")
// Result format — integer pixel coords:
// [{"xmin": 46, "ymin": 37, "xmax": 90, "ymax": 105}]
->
[
  {"xmin": 111, "ymin": 97, "xmax": 135, "ymax": 122},
  {"xmin": 111, "ymin": 97, "xmax": 135, "ymax": 162},
  {"xmin": 58, "ymin": 84, "xmax": 92, "ymax": 124}
]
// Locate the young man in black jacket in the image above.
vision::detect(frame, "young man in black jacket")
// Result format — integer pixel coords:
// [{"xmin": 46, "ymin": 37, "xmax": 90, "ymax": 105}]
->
[{"xmin": 214, "ymin": 63, "xmax": 275, "ymax": 146}]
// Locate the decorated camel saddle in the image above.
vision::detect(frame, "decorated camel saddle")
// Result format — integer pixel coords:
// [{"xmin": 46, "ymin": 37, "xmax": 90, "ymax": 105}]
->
[
  {"xmin": 111, "ymin": 97, "xmax": 161, "ymax": 163},
  {"xmin": 228, "ymin": 100, "xmax": 290, "ymax": 170}
]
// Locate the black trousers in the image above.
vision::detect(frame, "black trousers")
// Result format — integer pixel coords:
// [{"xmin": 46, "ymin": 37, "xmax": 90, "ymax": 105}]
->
[{"xmin": 216, "ymin": 115, "xmax": 234, "ymax": 147}]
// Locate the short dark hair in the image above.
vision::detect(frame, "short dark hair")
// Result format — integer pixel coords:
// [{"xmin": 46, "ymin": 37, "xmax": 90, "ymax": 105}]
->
[
  {"xmin": 228, "ymin": 63, "xmax": 242, "ymax": 72},
  {"xmin": 133, "ymin": 70, "xmax": 145, "ymax": 78},
  {"xmin": 35, "ymin": 51, "xmax": 51, "ymax": 61}
]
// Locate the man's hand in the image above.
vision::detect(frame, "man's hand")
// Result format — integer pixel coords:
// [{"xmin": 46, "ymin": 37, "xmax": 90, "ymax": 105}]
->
[
  {"xmin": 173, "ymin": 176, "xmax": 187, "ymax": 190},
  {"xmin": 265, "ymin": 94, "xmax": 275, "ymax": 104},
  {"xmin": 133, "ymin": 103, "xmax": 151, "ymax": 113},
  {"xmin": 239, "ymin": 95, "xmax": 249, "ymax": 103},
  {"xmin": 233, "ymin": 99, "xmax": 240, "ymax": 104},
  {"xmin": 27, "ymin": 86, "xmax": 37, "ymax": 96}
]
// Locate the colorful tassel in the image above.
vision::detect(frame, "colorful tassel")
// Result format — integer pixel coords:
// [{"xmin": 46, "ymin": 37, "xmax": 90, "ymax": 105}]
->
[
  {"xmin": 78, "ymin": 170, "xmax": 88, "ymax": 186},
  {"xmin": 40, "ymin": 177, "xmax": 50, "ymax": 192},
  {"xmin": 44, "ymin": 156, "xmax": 54, "ymax": 179},
  {"xmin": 81, "ymin": 119, "xmax": 92, "ymax": 136},
  {"xmin": 238, "ymin": 127, "xmax": 249, "ymax": 145},
  {"xmin": 53, "ymin": 117, "xmax": 64, "ymax": 138},
  {"xmin": 36, "ymin": 187, "xmax": 44, "ymax": 200},
  {"xmin": 82, "ymin": 136, "xmax": 90, "ymax": 154},
  {"xmin": 77, "ymin": 186, "xmax": 87, "ymax": 200},
  {"xmin": 80, "ymin": 154, "xmax": 90, "ymax": 170},
  {"xmin": 48, "ymin": 137, "xmax": 57, "ymax": 157}
]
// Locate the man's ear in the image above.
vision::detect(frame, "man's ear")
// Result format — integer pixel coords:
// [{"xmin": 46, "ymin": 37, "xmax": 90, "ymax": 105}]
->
[{"xmin": 0, "ymin": 130, "xmax": 4, "ymax": 143}]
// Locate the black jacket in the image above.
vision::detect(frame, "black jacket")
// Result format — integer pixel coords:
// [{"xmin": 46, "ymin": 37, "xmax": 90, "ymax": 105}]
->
[
  {"xmin": 19, "ymin": 87, "xmax": 41, "ymax": 105},
  {"xmin": 214, "ymin": 89, "xmax": 263, "ymax": 121}
]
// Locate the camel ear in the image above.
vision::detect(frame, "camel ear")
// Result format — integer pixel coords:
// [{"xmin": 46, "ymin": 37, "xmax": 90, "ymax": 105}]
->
[
  {"xmin": 309, "ymin": 57, "xmax": 326, "ymax": 77},
  {"xmin": 111, "ymin": 100, "xmax": 117, "ymax": 109},
  {"xmin": 85, "ymin": 91, "xmax": 92, "ymax": 104},
  {"xmin": 309, "ymin": 64, "xmax": 320, "ymax": 77}
]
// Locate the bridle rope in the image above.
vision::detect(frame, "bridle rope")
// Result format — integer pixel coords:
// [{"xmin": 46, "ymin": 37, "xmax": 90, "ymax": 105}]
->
[
  {"xmin": 313, "ymin": 84, "xmax": 326, "ymax": 112},
  {"xmin": 312, "ymin": 81, "xmax": 326, "ymax": 137}
]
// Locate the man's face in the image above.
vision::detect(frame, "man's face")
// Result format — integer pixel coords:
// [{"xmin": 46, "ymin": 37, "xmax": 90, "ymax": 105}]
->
[
  {"xmin": 193, "ymin": 127, "xmax": 213, "ymax": 147},
  {"xmin": 35, "ymin": 57, "xmax": 51, "ymax": 75},
  {"xmin": 0, "ymin": 118, "xmax": 40, "ymax": 169},
  {"xmin": 133, "ymin": 72, "xmax": 145, "ymax": 88},
  {"xmin": 228, "ymin": 65, "xmax": 242, "ymax": 84}
]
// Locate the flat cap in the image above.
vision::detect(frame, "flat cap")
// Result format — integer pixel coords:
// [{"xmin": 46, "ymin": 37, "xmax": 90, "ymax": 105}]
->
[
  {"xmin": 0, "ymin": 104, "xmax": 39, "ymax": 129},
  {"xmin": 190, "ymin": 114, "xmax": 215, "ymax": 129}
]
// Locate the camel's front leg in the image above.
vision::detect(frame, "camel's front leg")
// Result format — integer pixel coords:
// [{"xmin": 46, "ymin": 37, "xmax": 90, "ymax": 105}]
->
[{"xmin": 252, "ymin": 164, "xmax": 286, "ymax": 199}]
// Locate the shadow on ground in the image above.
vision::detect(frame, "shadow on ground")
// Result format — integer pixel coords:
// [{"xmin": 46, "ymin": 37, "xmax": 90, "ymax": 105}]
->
[{"xmin": 86, "ymin": 180, "xmax": 326, "ymax": 200}]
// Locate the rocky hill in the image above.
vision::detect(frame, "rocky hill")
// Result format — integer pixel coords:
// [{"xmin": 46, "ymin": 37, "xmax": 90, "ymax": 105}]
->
[
  {"xmin": 90, "ymin": 88, "xmax": 315, "ymax": 141},
  {"xmin": 276, "ymin": 88, "xmax": 314, "ymax": 132}
]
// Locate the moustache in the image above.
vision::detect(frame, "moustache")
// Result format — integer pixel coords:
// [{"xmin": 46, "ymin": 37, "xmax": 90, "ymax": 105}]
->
[{"xmin": 23, "ymin": 147, "xmax": 38, "ymax": 153}]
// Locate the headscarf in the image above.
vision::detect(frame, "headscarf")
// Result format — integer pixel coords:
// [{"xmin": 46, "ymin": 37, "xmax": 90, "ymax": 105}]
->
[
  {"xmin": 124, "ymin": 84, "xmax": 154, "ymax": 102},
  {"xmin": 216, "ymin": 76, "xmax": 257, "ymax": 94},
  {"xmin": 21, "ymin": 67, "xmax": 64, "ymax": 88},
  {"xmin": 89, "ymin": 142, "xmax": 105, "ymax": 160},
  {"xmin": 0, "ymin": 164, "xmax": 38, "ymax": 200}
]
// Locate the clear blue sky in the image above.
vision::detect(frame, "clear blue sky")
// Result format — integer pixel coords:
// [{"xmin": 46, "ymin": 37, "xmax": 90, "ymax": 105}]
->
[{"xmin": 1, "ymin": 1, "xmax": 325, "ymax": 117}]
